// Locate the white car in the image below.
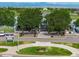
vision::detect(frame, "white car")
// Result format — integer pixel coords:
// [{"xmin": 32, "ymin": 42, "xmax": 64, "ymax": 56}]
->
[
  {"xmin": 0, "ymin": 31, "xmax": 5, "ymax": 37},
  {"xmin": 5, "ymin": 33, "xmax": 15, "ymax": 40}
]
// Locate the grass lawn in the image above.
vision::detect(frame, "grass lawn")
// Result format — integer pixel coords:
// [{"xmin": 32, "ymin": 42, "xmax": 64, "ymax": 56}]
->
[
  {"xmin": 0, "ymin": 48, "xmax": 8, "ymax": 53},
  {"xmin": 0, "ymin": 41, "xmax": 33, "ymax": 46},
  {"xmin": 0, "ymin": 26, "xmax": 14, "ymax": 33},
  {"xmin": 17, "ymin": 46, "xmax": 72, "ymax": 56},
  {"xmin": 53, "ymin": 42, "xmax": 79, "ymax": 49}
]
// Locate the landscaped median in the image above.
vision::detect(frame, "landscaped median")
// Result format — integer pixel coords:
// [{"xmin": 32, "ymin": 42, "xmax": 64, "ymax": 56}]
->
[
  {"xmin": 0, "ymin": 41, "xmax": 33, "ymax": 46},
  {"xmin": 0, "ymin": 48, "xmax": 8, "ymax": 53},
  {"xmin": 0, "ymin": 41, "xmax": 78, "ymax": 56},
  {"xmin": 16, "ymin": 46, "xmax": 72, "ymax": 56},
  {"xmin": 53, "ymin": 42, "xmax": 79, "ymax": 49}
]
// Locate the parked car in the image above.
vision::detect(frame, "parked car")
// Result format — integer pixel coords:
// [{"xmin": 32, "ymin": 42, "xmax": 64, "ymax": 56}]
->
[
  {"xmin": 0, "ymin": 31, "xmax": 5, "ymax": 37},
  {"xmin": 5, "ymin": 33, "xmax": 15, "ymax": 40}
]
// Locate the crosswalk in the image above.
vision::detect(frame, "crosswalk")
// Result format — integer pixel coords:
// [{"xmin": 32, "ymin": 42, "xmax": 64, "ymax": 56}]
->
[{"xmin": 37, "ymin": 31, "xmax": 50, "ymax": 38}]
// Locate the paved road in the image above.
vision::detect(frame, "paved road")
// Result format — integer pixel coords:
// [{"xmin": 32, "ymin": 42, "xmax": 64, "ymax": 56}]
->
[
  {"xmin": 18, "ymin": 37, "xmax": 79, "ymax": 43},
  {"xmin": 0, "ymin": 36, "xmax": 79, "ymax": 43}
]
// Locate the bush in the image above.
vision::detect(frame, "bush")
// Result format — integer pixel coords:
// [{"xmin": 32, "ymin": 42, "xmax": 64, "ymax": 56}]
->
[{"xmin": 0, "ymin": 48, "xmax": 8, "ymax": 53}]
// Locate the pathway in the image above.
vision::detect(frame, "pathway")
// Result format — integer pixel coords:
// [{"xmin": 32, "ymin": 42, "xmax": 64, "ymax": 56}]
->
[
  {"xmin": 37, "ymin": 31, "xmax": 50, "ymax": 38},
  {"xmin": 0, "ymin": 42, "xmax": 79, "ymax": 56}
]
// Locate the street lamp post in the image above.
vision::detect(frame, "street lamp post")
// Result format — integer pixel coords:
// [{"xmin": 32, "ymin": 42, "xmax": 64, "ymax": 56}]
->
[
  {"xmin": 14, "ymin": 16, "xmax": 19, "ymax": 50},
  {"xmin": 17, "ymin": 32, "xmax": 19, "ymax": 51}
]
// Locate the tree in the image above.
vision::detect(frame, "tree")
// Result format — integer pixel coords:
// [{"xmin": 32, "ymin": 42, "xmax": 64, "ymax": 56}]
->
[
  {"xmin": 18, "ymin": 8, "xmax": 42, "ymax": 36},
  {"xmin": 75, "ymin": 19, "xmax": 79, "ymax": 26},
  {"xmin": 46, "ymin": 9, "xmax": 71, "ymax": 35},
  {"xmin": 0, "ymin": 8, "xmax": 15, "ymax": 26}
]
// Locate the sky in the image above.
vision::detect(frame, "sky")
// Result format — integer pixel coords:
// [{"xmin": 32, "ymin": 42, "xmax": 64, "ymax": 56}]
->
[{"xmin": 0, "ymin": 2, "xmax": 79, "ymax": 8}]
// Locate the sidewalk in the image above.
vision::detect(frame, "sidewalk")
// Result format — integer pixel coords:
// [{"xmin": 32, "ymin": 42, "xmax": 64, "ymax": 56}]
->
[
  {"xmin": 37, "ymin": 31, "xmax": 50, "ymax": 38},
  {"xmin": 0, "ymin": 42, "xmax": 79, "ymax": 56}
]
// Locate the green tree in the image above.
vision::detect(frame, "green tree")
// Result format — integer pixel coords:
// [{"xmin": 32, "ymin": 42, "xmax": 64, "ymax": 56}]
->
[
  {"xmin": 18, "ymin": 8, "xmax": 42, "ymax": 36},
  {"xmin": 75, "ymin": 19, "xmax": 79, "ymax": 26},
  {"xmin": 0, "ymin": 8, "xmax": 15, "ymax": 26},
  {"xmin": 46, "ymin": 9, "xmax": 71, "ymax": 35}
]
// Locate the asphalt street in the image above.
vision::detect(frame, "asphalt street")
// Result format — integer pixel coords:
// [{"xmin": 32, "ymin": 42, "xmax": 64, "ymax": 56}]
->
[{"xmin": 0, "ymin": 36, "xmax": 79, "ymax": 43}]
